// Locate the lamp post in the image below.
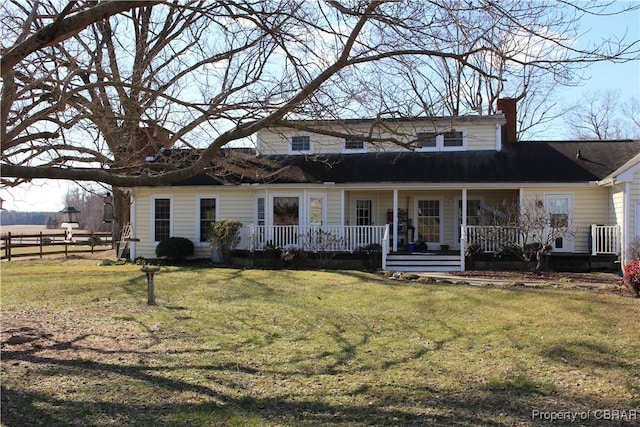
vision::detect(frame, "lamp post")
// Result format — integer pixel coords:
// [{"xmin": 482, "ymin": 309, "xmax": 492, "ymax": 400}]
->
[{"xmin": 60, "ymin": 206, "xmax": 81, "ymax": 242}]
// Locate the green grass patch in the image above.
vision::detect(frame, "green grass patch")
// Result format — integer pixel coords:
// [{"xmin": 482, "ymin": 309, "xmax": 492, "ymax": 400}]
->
[{"xmin": 1, "ymin": 259, "xmax": 639, "ymax": 426}]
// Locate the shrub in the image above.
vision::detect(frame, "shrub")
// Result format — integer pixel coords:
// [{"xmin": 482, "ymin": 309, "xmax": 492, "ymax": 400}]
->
[
  {"xmin": 209, "ymin": 219, "xmax": 242, "ymax": 252},
  {"xmin": 623, "ymin": 259, "xmax": 640, "ymax": 297},
  {"xmin": 465, "ymin": 243, "xmax": 483, "ymax": 257},
  {"xmin": 87, "ymin": 235, "xmax": 103, "ymax": 246},
  {"xmin": 156, "ymin": 237, "xmax": 194, "ymax": 260}
]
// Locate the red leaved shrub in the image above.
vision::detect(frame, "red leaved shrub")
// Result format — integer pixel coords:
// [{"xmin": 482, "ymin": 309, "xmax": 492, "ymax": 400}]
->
[{"xmin": 623, "ymin": 259, "xmax": 640, "ymax": 297}]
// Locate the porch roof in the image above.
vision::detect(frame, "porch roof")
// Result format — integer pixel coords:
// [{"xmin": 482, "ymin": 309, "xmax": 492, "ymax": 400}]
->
[{"xmin": 173, "ymin": 140, "xmax": 640, "ymax": 186}]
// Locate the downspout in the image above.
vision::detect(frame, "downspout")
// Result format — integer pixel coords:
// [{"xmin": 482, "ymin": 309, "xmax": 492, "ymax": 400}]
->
[
  {"xmin": 460, "ymin": 188, "xmax": 467, "ymax": 272},
  {"xmin": 623, "ymin": 182, "xmax": 630, "ymax": 266}
]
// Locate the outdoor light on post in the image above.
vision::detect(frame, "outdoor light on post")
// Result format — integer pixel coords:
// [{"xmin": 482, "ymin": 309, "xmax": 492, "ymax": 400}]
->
[
  {"xmin": 103, "ymin": 193, "xmax": 114, "ymax": 223},
  {"xmin": 60, "ymin": 206, "xmax": 81, "ymax": 242}
]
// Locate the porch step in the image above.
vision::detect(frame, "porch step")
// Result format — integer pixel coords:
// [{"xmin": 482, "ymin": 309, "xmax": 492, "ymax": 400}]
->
[{"xmin": 385, "ymin": 252, "xmax": 462, "ymax": 272}]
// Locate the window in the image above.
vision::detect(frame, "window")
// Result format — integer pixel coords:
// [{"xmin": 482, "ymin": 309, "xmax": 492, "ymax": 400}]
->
[
  {"xmin": 257, "ymin": 197, "xmax": 265, "ymax": 226},
  {"xmin": 416, "ymin": 132, "xmax": 438, "ymax": 148},
  {"xmin": 344, "ymin": 138, "xmax": 365, "ymax": 151},
  {"xmin": 443, "ymin": 131, "xmax": 464, "ymax": 147},
  {"xmin": 417, "ymin": 200, "xmax": 440, "ymax": 243},
  {"xmin": 199, "ymin": 198, "xmax": 216, "ymax": 242},
  {"xmin": 291, "ymin": 135, "xmax": 310, "ymax": 151},
  {"xmin": 309, "ymin": 196, "xmax": 324, "ymax": 226},
  {"xmin": 273, "ymin": 196, "xmax": 299, "ymax": 225},
  {"xmin": 355, "ymin": 199, "xmax": 373, "ymax": 226},
  {"xmin": 415, "ymin": 130, "xmax": 465, "ymax": 150},
  {"xmin": 154, "ymin": 198, "xmax": 171, "ymax": 242}
]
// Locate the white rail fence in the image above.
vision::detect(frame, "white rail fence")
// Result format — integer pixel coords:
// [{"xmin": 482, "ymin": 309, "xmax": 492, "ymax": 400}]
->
[{"xmin": 248, "ymin": 225, "xmax": 389, "ymax": 253}]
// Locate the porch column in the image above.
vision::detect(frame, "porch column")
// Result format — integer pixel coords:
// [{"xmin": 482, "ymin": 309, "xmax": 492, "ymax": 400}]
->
[
  {"xmin": 393, "ymin": 189, "xmax": 398, "ymax": 252},
  {"xmin": 460, "ymin": 189, "xmax": 467, "ymax": 271}
]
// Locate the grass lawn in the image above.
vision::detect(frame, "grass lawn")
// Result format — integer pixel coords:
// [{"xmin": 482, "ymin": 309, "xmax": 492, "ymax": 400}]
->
[{"xmin": 1, "ymin": 259, "xmax": 639, "ymax": 426}]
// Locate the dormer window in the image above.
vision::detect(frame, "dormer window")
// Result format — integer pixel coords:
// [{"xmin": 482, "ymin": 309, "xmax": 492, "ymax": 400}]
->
[
  {"xmin": 443, "ymin": 131, "xmax": 463, "ymax": 147},
  {"xmin": 344, "ymin": 137, "xmax": 366, "ymax": 152},
  {"xmin": 291, "ymin": 135, "xmax": 311, "ymax": 152},
  {"xmin": 416, "ymin": 132, "xmax": 438, "ymax": 148},
  {"xmin": 415, "ymin": 129, "xmax": 466, "ymax": 151}
]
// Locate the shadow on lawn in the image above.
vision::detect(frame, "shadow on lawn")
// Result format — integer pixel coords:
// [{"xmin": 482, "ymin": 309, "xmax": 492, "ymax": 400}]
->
[{"xmin": 3, "ymin": 327, "xmax": 637, "ymax": 427}]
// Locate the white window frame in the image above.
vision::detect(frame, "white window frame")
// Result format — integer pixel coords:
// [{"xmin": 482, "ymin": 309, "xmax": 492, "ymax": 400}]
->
[
  {"xmin": 255, "ymin": 196, "xmax": 266, "ymax": 226},
  {"xmin": 415, "ymin": 129, "xmax": 467, "ymax": 152},
  {"xmin": 270, "ymin": 194, "xmax": 302, "ymax": 226},
  {"xmin": 544, "ymin": 193, "xmax": 574, "ymax": 252},
  {"xmin": 195, "ymin": 195, "xmax": 218, "ymax": 245},
  {"xmin": 289, "ymin": 135, "xmax": 312, "ymax": 154},
  {"xmin": 151, "ymin": 195, "xmax": 173, "ymax": 244},
  {"xmin": 353, "ymin": 198, "xmax": 375, "ymax": 226}
]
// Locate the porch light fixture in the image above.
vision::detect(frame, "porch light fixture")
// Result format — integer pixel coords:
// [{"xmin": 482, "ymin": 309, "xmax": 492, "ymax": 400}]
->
[{"xmin": 0, "ymin": 197, "xmax": 4, "ymax": 210}]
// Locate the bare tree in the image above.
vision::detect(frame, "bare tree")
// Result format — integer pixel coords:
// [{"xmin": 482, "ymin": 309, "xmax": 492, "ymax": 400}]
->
[
  {"xmin": 565, "ymin": 90, "xmax": 640, "ymax": 140},
  {"xmin": 2, "ymin": 0, "xmax": 639, "ymax": 189}
]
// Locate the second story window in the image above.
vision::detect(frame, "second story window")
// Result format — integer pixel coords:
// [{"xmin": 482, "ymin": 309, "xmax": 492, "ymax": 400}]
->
[
  {"xmin": 344, "ymin": 138, "xmax": 365, "ymax": 151},
  {"xmin": 415, "ymin": 130, "xmax": 465, "ymax": 151},
  {"xmin": 443, "ymin": 131, "xmax": 464, "ymax": 147},
  {"xmin": 416, "ymin": 132, "xmax": 438, "ymax": 148},
  {"xmin": 291, "ymin": 135, "xmax": 311, "ymax": 152}
]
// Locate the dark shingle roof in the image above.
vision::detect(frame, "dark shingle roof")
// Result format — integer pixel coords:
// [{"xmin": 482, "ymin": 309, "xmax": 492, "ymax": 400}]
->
[{"xmin": 173, "ymin": 140, "xmax": 640, "ymax": 186}]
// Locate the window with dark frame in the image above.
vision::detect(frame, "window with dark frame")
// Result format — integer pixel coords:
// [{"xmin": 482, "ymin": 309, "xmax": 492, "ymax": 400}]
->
[
  {"xmin": 416, "ymin": 132, "xmax": 438, "ymax": 148},
  {"xmin": 344, "ymin": 138, "xmax": 364, "ymax": 150},
  {"xmin": 291, "ymin": 135, "xmax": 310, "ymax": 151},
  {"xmin": 154, "ymin": 198, "xmax": 170, "ymax": 242},
  {"xmin": 199, "ymin": 198, "xmax": 216, "ymax": 242}
]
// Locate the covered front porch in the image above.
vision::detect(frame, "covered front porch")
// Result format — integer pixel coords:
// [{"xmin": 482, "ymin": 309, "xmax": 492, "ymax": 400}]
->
[{"xmin": 239, "ymin": 187, "xmax": 621, "ymax": 272}]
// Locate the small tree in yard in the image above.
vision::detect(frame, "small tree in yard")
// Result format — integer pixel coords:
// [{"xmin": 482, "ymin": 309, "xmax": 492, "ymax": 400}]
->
[
  {"xmin": 209, "ymin": 220, "xmax": 242, "ymax": 264},
  {"xmin": 475, "ymin": 198, "xmax": 573, "ymax": 274}
]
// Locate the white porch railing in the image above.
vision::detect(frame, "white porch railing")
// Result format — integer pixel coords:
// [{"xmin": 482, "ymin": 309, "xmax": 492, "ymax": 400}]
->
[
  {"xmin": 591, "ymin": 225, "xmax": 620, "ymax": 255},
  {"xmin": 465, "ymin": 224, "xmax": 621, "ymax": 256},
  {"xmin": 465, "ymin": 226, "xmax": 521, "ymax": 253},
  {"xmin": 248, "ymin": 225, "xmax": 388, "ymax": 253}
]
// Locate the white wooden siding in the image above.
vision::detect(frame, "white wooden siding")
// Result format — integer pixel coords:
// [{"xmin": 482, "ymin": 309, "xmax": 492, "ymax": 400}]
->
[{"xmin": 257, "ymin": 120, "xmax": 502, "ymax": 155}]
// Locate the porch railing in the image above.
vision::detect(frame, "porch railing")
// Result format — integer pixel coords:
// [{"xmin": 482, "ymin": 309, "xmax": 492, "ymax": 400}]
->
[
  {"xmin": 465, "ymin": 226, "xmax": 520, "ymax": 253},
  {"xmin": 248, "ymin": 225, "xmax": 388, "ymax": 252},
  {"xmin": 465, "ymin": 224, "xmax": 621, "ymax": 256},
  {"xmin": 591, "ymin": 225, "xmax": 620, "ymax": 255}
]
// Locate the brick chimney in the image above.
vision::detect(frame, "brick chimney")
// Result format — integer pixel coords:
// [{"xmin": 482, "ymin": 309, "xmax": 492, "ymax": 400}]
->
[{"xmin": 497, "ymin": 98, "xmax": 517, "ymax": 143}]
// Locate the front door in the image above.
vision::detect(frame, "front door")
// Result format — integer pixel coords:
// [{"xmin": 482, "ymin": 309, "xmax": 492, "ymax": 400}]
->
[{"xmin": 416, "ymin": 199, "xmax": 441, "ymax": 246}]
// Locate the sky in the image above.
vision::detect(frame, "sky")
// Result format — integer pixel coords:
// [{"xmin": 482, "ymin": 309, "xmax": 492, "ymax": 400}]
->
[{"xmin": 1, "ymin": 4, "xmax": 639, "ymax": 213}]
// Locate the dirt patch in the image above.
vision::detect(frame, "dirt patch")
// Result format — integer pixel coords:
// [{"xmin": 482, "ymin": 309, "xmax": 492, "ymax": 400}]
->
[{"xmin": 459, "ymin": 270, "xmax": 622, "ymax": 285}]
